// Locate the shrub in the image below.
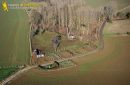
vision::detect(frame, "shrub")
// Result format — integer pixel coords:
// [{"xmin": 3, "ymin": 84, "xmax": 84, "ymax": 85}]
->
[
  {"xmin": 126, "ymin": 32, "xmax": 130, "ymax": 35},
  {"xmin": 116, "ymin": 12, "xmax": 126, "ymax": 19},
  {"xmin": 126, "ymin": 12, "xmax": 130, "ymax": 19}
]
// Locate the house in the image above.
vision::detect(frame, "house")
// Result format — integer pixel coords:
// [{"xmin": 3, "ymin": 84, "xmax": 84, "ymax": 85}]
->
[{"xmin": 33, "ymin": 49, "xmax": 45, "ymax": 58}]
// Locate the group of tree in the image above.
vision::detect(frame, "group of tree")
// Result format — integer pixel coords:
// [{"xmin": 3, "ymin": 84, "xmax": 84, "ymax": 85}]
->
[{"xmin": 29, "ymin": 0, "xmax": 117, "ymax": 41}]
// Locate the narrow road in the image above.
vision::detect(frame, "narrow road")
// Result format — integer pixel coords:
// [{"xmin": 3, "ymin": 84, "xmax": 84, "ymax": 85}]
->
[{"xmin": 1, "ymin": 66, "xmax": 37, "ymax": 85}]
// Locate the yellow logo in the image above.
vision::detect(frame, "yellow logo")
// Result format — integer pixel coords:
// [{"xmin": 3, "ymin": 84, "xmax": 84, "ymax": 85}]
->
[{"xmin": 2, "ymin": 0, "xmax": 8, "ymax": 12}]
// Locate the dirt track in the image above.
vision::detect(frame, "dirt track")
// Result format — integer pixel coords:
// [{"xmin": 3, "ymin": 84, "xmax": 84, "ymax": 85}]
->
[{"xmin": 8, "ymin": 36, "xmax": 130, "ymax": 85}]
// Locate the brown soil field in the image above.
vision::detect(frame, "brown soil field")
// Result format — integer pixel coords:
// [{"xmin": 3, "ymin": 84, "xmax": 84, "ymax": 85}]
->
[{"xmin": 9, "ymin": 36, "xmax": 130, "ymax": 85}]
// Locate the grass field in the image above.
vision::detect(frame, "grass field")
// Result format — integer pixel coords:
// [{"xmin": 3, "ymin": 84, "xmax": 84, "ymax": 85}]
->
[
  {"xmin": 9, "ymin": 36, "xmax": 130, "ymax": 85},
  {"xmin": 103, "ymin": 19, "xmax": 130, "ymax": 34},
  {"xmin": 6, "ymin": 0, "xmax": 22, "ymax": 4},
  {"xmin": 0, "ymin": 9, "xmax": 30, "ymax": 66},
  {"xmin": 85, "ymin": 0, "xmax": 130, "ymax": 9},
  {"xmin": 32, "ymin": 31, "xmax": 85, "ymax": 54},
  {"xmin": 0, "ymin": 67, "xmax": 19, "ymax": 81}
]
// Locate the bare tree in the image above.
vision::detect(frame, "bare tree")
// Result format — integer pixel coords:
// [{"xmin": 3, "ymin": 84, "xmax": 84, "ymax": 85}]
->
[{"xmin": 30, "ymin": 0, "xmax": 117, "ymax": 41}]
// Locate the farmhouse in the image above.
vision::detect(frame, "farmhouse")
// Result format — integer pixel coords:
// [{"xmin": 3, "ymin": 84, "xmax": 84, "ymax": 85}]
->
[{"xmin": 33, "ymin": 49, "xmax": 45, "ymax": 58}]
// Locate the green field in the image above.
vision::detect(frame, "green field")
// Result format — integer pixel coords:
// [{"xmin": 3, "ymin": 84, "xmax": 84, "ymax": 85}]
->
[
  {"xmin": 32, "ymin": 31, "xmax": 85, "ymax": 55},
  {"xmin": 0, "ymin": 9, "xmax": 30, "ymax": 66},
  {"xmin": 6, "ymin": 0, "xmax": 22, "ymax": 4},
  {"xmin": 0, "ymin": 67, "xmax": 19, "ymax": 81},
  {"xmin": 85, "ymin": 0, "xmax": 130, "ymax": 9}
]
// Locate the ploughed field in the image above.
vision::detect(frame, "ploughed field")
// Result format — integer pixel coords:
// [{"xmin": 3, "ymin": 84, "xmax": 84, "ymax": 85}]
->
[{"xmin": 9, "ymin": 36, "xmax": 130, "ymax": 85}]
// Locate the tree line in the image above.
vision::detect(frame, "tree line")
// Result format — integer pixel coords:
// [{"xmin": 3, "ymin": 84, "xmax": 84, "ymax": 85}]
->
[{"xmin": 29, "ymin": 0, "xmax": 117, "ymax": 41}]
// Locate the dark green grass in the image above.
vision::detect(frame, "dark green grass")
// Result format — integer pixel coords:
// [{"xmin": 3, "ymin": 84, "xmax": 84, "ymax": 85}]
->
[
  {"xmin": 0, "ymin": 9, "xmax": 30, "ymax": 66},
  {"xmin": 0, "ymin": 67, "xmax": 19, "ymax": 81}
]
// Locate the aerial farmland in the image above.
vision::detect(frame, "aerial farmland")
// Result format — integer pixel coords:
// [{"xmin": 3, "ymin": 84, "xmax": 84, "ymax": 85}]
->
[{"xmin": 0, "ymin": 0, "xmax": 130, "ymax": 85}]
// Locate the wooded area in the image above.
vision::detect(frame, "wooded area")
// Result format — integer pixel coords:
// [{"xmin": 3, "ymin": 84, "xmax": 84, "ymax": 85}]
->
[{"xmin": 29, "ymin": 0, "xmax": 117, "ymax": 41}]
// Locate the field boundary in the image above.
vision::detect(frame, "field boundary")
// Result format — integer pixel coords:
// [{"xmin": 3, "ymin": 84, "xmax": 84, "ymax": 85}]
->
[
  {"xmin": 0, "ymin": 66, "xmax": 37, "ymax": 85},
  {"xmin": 41, "ymin": 65, "xmax": 77, "ymax": 72},
  {"xmin": 116, "ymin": 5, "xmax": 130, "ymax": 13}
]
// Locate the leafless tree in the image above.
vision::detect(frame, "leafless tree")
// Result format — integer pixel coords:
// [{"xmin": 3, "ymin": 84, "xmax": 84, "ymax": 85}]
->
[{"xmin": 30, "ymin": 0, "xmax": 117, "ymax": 41}]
